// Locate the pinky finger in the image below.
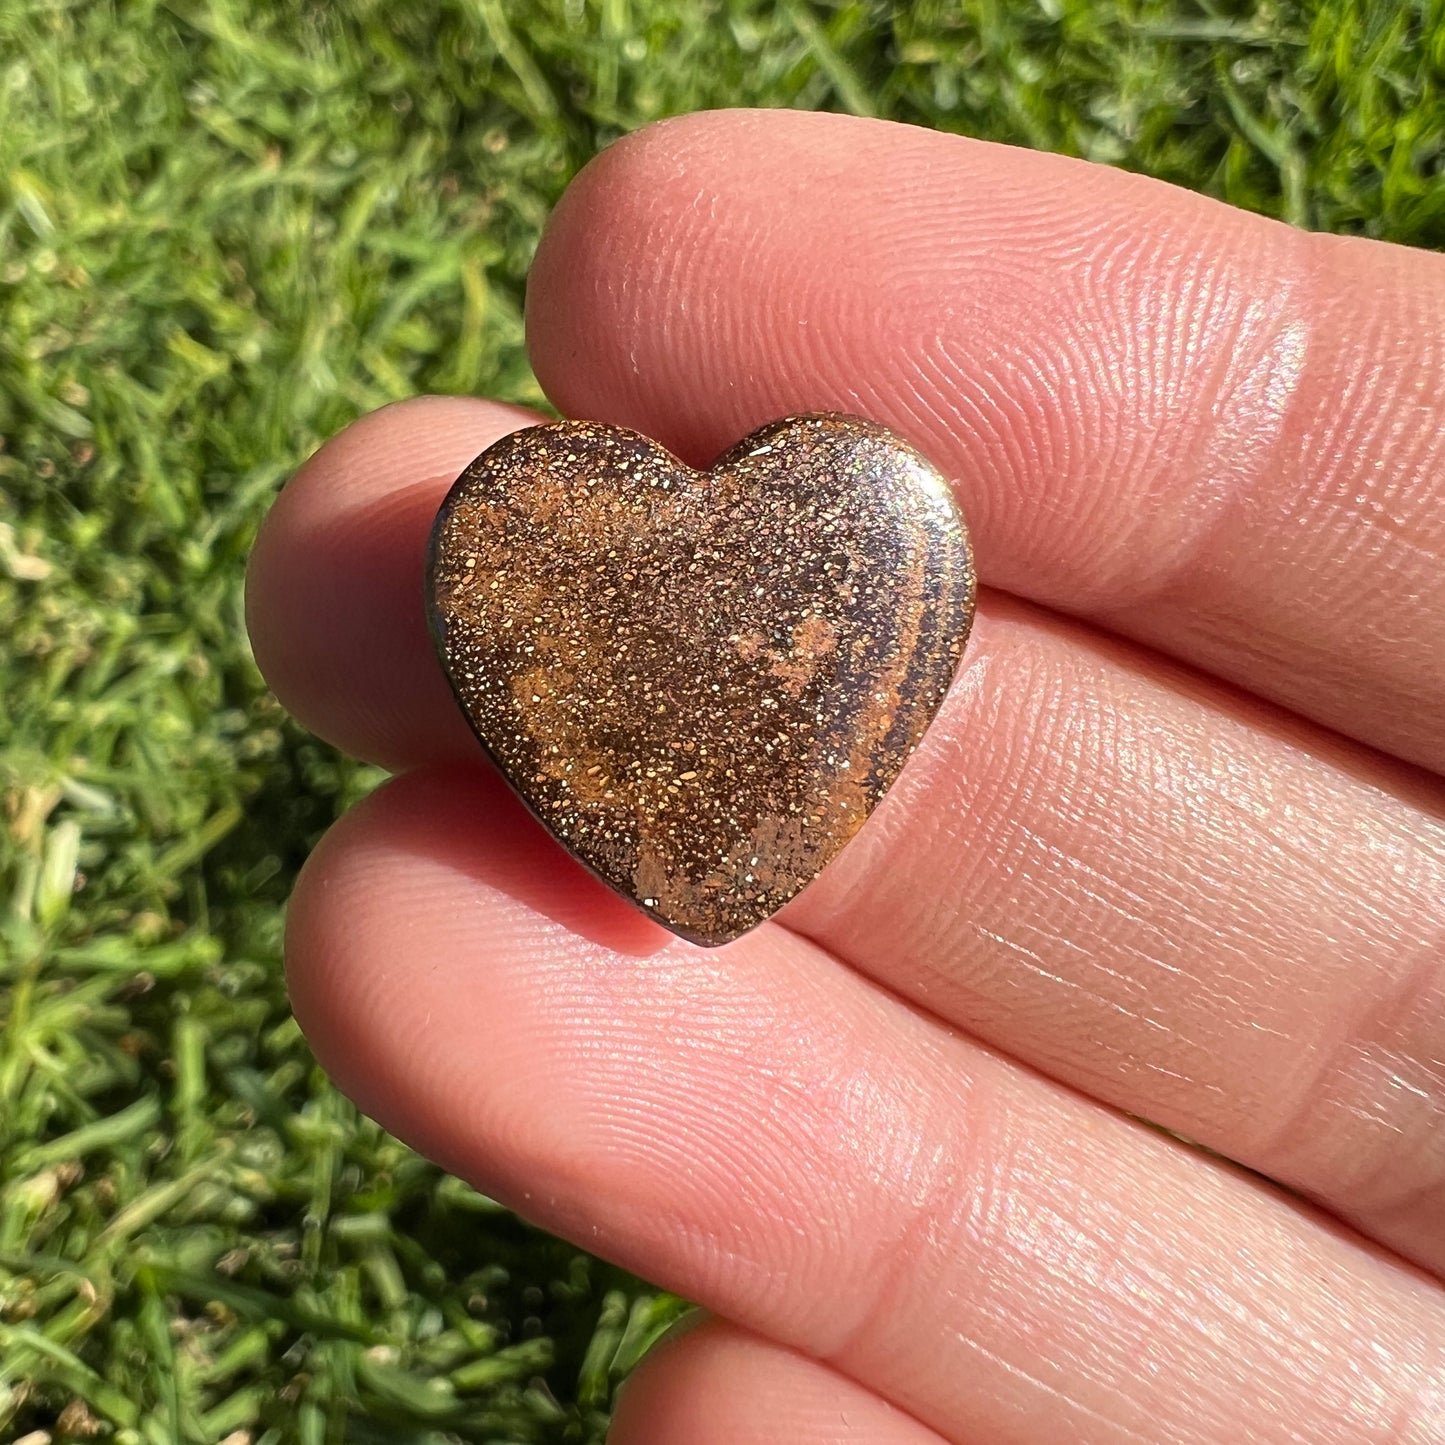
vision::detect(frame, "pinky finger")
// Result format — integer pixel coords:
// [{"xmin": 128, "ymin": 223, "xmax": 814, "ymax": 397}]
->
[{"xmin": 609, "ymin": 1316, "xmax": 953, "ymax": 1445}]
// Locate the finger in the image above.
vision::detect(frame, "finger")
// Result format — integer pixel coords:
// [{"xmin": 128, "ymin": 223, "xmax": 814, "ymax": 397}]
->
[
  {"xmin": 526, "ymin": 109, "xmax": 1445, "ymax": 773},
  {"xmin": 245, "ymin": 394, "xmax": 542, "ymax": 770},
  {"xmin": 609, "ymin": 1317, "xmax": 950, "ymax": 1445},
  {"xmin": 287, "ymin": 767, "xmax": 1445, "ymax": 1445},
  {"xmin": 783, "ymin": 594, "xmax": 1445, "ymax": 1276},
  {"xmin": 247, "ymin": 398, "xmax": 1445, "ymax": 1271}
]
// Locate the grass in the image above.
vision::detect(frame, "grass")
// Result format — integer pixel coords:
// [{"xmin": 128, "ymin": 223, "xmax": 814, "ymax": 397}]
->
[{"xmin": 0, "ymin": 0, "xmax": 1440, "ymax": 1439}]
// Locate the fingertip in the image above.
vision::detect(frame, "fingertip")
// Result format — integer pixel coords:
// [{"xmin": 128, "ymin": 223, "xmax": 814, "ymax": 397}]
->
[
  {"xmin": 246, "ymin": 395, "xmax": 543, "ymax": 769},
  {"xmin": 283, "ymin": 765, "xmax": 679, "ymax": 1193},
  {"xmin": 284, "ymin": 765, "xmax": 672, "ymax": 1072},
  {"xmin": 527, "ymin": 110, "xmax": 891, "ymax": 461}
]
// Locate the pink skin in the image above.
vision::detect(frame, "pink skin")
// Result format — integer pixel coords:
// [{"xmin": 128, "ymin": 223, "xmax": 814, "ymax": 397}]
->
[
  {"xmin": 609, "ymin": 1319, "xmax": 952, "ymax": 1445},
  {"xmin": 247, "ymin": 111, "xmax": 1445, "ymax": 1442}
]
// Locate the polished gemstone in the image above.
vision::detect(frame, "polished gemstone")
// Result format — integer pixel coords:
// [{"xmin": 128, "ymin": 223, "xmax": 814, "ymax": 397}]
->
[{"xmin": 426, "ymin": 414, "xmax": 975, "ymax": 946}]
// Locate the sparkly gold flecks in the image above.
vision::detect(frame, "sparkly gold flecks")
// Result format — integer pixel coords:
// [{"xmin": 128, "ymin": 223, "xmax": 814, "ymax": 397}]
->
[{"xmin": 426, "ymin": 413, "xmax": 975, "ymax": 946}]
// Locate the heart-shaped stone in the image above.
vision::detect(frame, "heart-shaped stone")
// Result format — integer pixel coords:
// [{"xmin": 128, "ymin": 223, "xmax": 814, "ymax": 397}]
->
[{"xmin": 426, "ymin": 413, "xmax": 975, "ymax": 946}]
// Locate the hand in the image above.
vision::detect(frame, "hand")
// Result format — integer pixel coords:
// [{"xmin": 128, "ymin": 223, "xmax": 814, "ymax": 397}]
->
[{"xmin": 246, "ymin": 110, "xmax": 1445, "ymax": 1443}]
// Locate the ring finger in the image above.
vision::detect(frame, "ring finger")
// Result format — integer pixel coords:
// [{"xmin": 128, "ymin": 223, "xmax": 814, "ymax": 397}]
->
[{"xmin": 282, "ymin": 764, "xmax": 1445, "ymax": 1445}]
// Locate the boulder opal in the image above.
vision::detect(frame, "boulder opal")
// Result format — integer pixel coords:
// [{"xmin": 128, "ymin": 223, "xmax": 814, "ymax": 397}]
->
[{"xmin": 426, "ymin": 413, "xmax": 975, "ymax": 946}]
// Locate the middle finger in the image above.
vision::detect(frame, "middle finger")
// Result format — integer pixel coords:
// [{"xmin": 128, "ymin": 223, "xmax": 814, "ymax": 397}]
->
[{"xmin": 247, "ymin": 395, "xmax": 1445, "ymax": 1273}]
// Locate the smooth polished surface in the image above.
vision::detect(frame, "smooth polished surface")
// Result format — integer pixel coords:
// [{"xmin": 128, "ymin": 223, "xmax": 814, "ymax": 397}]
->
[{"xmin": 426, "ymin": 414, "xmax": 975, "ymax": 944}]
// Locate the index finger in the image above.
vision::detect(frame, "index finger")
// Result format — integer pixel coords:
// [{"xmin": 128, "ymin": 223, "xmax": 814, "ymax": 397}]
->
[{"xmin": 526, "ymin": 109, "xmax": 1445, "ymax": 772}]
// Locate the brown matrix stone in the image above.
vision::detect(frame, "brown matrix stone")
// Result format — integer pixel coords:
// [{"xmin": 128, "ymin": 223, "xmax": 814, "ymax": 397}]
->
[{"xmin": 426, "ymin": 414, "xmax": 975, "ymax": 946}]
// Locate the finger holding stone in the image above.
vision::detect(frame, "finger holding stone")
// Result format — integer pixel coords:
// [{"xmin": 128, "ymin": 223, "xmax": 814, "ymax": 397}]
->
[{"xmin": 526, "ymin": 109, "xmax": 1445, "ymax": 774}]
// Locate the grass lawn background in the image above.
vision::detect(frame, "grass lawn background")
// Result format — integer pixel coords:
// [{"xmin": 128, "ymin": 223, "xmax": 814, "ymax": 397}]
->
[{"xmin": 0, "ymin": 1, "xmax": 1440, "ymax": 1440}]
